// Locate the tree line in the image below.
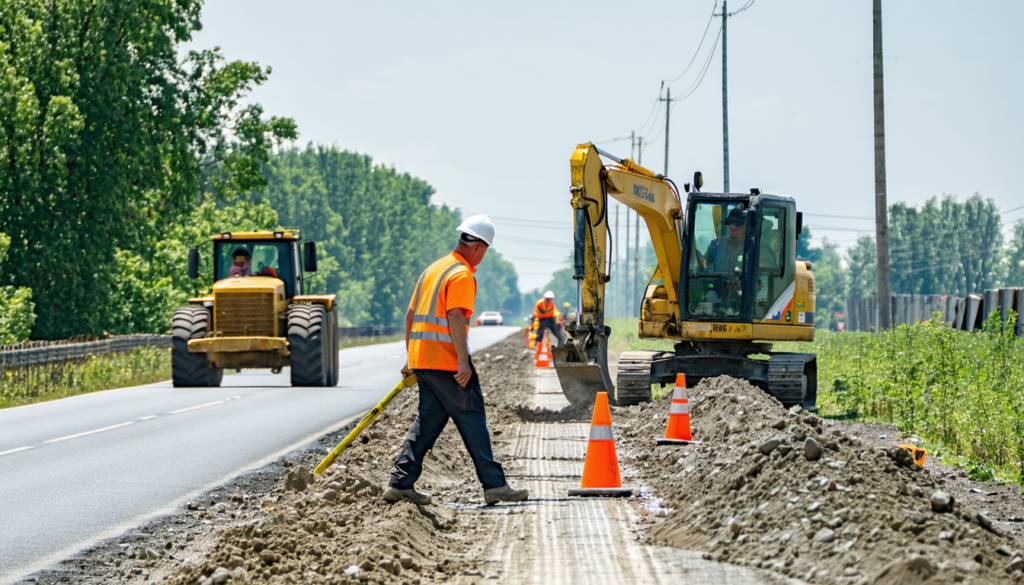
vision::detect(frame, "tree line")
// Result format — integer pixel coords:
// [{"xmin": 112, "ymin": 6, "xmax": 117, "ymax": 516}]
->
[
  {"xmin": 255, "ymin": 146, "xmax": 522, "ymax": 327},
  {"xmin": 826, "ymin": 194, "xmax": 1024, "ymax": 311},
  {"xmin": 0, "ymin": 0, "xmax": 521, "ymax": 341}
]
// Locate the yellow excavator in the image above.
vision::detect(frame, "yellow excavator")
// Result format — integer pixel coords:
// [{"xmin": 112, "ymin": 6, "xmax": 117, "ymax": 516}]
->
[{"xmin": 553, "ymin": 143, "xmax": 817, "ymax": 409}]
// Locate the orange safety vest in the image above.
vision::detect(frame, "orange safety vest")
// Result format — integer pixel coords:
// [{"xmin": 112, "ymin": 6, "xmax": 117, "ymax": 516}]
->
[
  {"xmin": 407, "ymin": 253, "xmax": 476, "ymax": 371},
  {"xmin": 533, "ymin": 299, "xmax": 555, "ymax": 319}
]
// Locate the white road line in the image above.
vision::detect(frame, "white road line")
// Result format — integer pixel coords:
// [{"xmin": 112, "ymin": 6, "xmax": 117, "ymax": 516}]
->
[
  {"xmin": 44, "ymin": 422, "xmax": 136, "ymax": 444},
  {"xmin": 139, "ymin": 416, "xmax": 157, "ymax": 421},
  {"xmin": 0, "ymin": 446, "xmax": 34, "ymax": 457},
  {"xmin": 168, "ymin": 400, "xmax": 225, "ymax": 414}
]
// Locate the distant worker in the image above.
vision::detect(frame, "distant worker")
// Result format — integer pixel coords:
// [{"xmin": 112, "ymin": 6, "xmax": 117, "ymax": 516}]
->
[
  {"xmin": 228, "ymin": 248, "xmax": 252, "ymax": 278},
  {"xmin": 386, "ymin": 215, "xmax": 528, "ymax": 506},
  {"xmin": 533, "ymin": 291, "xmax": 566, "ymax": 346}
]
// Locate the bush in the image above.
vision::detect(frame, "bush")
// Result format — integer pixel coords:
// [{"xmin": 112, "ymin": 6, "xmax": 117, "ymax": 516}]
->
[{"xmin": 778, "ymin": 311, "xmax": 1024, "ymax": 482}]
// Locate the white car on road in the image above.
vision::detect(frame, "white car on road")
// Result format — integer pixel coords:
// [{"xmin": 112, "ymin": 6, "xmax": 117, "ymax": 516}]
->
[{"xmin": 475, "ymin": 311, "xmax": 504, "ymax": 326}]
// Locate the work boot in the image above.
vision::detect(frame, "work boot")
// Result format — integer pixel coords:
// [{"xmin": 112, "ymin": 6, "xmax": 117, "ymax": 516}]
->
[
  {"xmin": 382, "ymin": 486, "xmax": 432, "ymax": 506},
  {"xmin": 484, "ymin": 484, "xmax": 529, "ymax": 505}
]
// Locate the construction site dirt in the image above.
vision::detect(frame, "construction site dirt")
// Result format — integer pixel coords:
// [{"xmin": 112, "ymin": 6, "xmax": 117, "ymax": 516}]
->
[{"xmin": 22, "ymin": 332, "xmax": 1024, "ymax": 585}]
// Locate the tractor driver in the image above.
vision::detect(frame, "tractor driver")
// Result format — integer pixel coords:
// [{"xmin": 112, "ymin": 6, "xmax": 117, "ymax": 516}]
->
[{"xmin": 228, "ymin": 248, "xmax": 253, "ymax": 278}]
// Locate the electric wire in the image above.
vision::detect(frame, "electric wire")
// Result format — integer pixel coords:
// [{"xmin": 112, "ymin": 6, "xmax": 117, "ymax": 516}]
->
[
  {"xmin": 667, "ymin": 1, "xmax": 719, "ymax": 85},
  {"xmin": 730, "ymin": 0, "xmax": 755, "ymax": 16}
]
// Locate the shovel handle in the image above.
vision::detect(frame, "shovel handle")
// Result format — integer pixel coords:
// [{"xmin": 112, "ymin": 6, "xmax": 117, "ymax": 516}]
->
[{"xmin": 313, "ymin": 374, "xmax": 417, "ymax": 475}]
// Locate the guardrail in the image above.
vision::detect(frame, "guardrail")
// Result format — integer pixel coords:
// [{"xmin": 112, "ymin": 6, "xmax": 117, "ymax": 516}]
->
[
  {"xmin": 0, "ymin": 335, "xmax": 172, "ymax": 369},
  {"xmin": 845, "ymin": 287, "xmax": 1024, "ymax": 335},
  {"xmin": 0, "ymin": 325, "xmax": 405, "ymax": 370},
  {"xmin": 338, "ymin": 325, "xmax": 403, "ymax": 338}
]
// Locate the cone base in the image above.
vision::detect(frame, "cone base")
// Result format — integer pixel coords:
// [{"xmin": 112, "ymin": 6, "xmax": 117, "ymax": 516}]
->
[
  {"xmin": 656, "ymin": 438, "xmax": 700, "ymax": 445},
  {"xmin": 568, "ymin": 487, "xmax": 635, "ymax": 497}
]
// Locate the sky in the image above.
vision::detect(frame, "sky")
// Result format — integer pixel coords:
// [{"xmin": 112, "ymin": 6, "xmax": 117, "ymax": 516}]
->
[{"xmin": 184, "ymin": 0, "xmax": 1024, "ymax": 291}]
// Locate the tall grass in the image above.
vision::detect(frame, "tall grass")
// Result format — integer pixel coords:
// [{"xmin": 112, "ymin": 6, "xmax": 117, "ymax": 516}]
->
[
  {"xmin": 778, "ymin": 312, "xmax": 1024, "ymax": 482},
  {"xmin": 0, "ymin": 348, "xmax": 171, "ymax": 408}
]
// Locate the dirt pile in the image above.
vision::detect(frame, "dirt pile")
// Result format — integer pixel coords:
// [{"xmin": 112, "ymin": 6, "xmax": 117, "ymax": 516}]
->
[
  {"xmin": 612, "ymin": 376, "xmax": 1024, "ymax": 584},
  {"xmin": 155, "ymin": 349, "xmax": 541, "ymax": 585}
]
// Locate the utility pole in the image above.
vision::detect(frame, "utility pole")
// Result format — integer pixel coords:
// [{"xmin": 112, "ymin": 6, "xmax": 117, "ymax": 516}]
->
[
  {"xmin": 720, "ymin": 0, "xmax": 731, "ymax": 192},
  {"xmin": 659, "ymin": 86, "xmax": 672, "ymax": 176},
  {"xmin": 873, "ymin": 0, "xmax": 892, "ymax": 330}
]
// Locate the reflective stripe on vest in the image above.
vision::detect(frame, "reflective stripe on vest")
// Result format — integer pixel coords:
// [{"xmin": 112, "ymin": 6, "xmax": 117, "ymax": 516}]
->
[
  {"xmin": 407, "ymin": 255, "xmax": 471, "ymax": 370},
  {"xmin": 532, "ymin": 299, "xmax": 557, "ymax": 317},
  {"xmin": 534, "ymin": 300, "xmax": 555, "ymax": 319},
  {"xmin": 589, "ymin": 425, "xmax": 614, "ymax": 441},
  {"xmin": 410, "ymin": 331, "xmax": 454, "ymax": 342}
]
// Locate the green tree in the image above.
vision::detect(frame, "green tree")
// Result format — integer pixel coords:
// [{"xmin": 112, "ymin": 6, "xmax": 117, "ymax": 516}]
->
[
  {"xmin": 0, "ymin": 233, "xmax": 35, "ymax": 344},
  {"xmin": 1007, "ymin": 220, "xmax": 1024, "ymax": 288},
  {"xmin": 847, "ymin": 235, "xmax": 878, "ymax": 300},
  {"xmin": 254, "ymin": 145, "xmax": 523, "ymax": 327},
  {"xmin": 0, "ymin": 0, "xmax": 295, "ymax": 338}
]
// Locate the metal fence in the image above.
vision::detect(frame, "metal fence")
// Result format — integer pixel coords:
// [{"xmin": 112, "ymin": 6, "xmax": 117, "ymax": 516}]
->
[
  {"xmin": 338, "ymin": 325, "xmax": 403, "ymax": 338},
  {"xmin": 0, "ymin": 324, "xmax": 404, "ymax": 371},
  {"xmin": 0, "ymin": 335, "xmax": 172, "ymax": 369},
  {"xmin": 844, "ymin": 288, "xmax": 1024, "ymax": 336}
]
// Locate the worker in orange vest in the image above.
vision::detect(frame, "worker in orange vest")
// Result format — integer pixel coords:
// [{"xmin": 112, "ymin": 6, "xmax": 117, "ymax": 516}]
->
[
  {"xmin": 386, "ymin": 215, "xmax": 528, "ymax": 506},
  {"xmin": 532, "ymin": 291, "xmax": 566, "ymax": 347}
]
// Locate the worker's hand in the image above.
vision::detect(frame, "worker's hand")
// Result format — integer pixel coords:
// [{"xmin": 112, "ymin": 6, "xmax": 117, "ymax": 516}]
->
[
  {"xmin": 455, "ymin": 358, "xmax": 472, "ymax": 387},
  {"xmin": 400, "ymin": 362, "xmax": 412, "ymax": 377}
]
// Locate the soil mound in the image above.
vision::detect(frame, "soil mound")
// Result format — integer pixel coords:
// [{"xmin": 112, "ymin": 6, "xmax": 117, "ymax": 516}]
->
[
  {"xmin": 155, "ymin": 336, "xmax": 531, "ymax": 585},
  {"xmin": 613, "ymin": 375, "xmax": 1024, "ymax": 584}
]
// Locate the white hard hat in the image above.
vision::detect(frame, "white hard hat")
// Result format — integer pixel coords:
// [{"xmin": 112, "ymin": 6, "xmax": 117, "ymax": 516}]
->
[
  {"xmin": 544, "ymin": 290, "xmax": 555, "ymax": 299},
  {"xmin": 456, "ymin": 214, "xmax": 495, "ymax": 247}
]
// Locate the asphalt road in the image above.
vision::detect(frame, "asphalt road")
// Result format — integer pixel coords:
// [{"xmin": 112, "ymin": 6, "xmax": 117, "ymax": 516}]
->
[{"xmin": 0, "ymin": 326, "xmax": 519, "ymax": 583}]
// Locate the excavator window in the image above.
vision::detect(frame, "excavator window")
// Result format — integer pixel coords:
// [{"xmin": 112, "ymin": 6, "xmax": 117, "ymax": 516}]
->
[
  {"xmin": 686, "ymin": 202, "xmax": 746, "ymax": 319},
  {"xmin": 755, "ymin": 204, "xmax": 796, "ymax": 321}
]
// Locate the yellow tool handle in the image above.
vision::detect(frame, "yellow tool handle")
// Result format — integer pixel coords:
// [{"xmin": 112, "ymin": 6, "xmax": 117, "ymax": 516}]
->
[{"xmin": 313, "ymin": 374, "xmax": 417, "ymax": 475}]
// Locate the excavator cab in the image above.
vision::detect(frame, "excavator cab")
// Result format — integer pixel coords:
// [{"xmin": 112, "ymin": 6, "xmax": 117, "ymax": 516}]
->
[{"xmin": 680, "ymin": 196, "xmax": 798, "ymax": 325}]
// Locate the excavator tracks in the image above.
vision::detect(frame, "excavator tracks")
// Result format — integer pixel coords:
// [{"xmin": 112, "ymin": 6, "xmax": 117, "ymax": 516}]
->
[
  {"xmin": 767, "ymin": 353, "xmax": 817, "ymax": 410},
  {"xmin": 615, "ymin": 351, "xmax": 664, "ymax": 405}
]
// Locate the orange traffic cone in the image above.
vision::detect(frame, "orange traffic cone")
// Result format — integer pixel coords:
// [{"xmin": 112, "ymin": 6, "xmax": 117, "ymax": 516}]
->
[
  {"xmin": 527, "ymin": 322, "xmax": 538, "ymax": 348},
  {"xmin": 657, "ymin": 374, "xmax": 699, "ymax": 445},
  {"xmin": 568, "ymin": 392, "xmax": 635, "ymax": 497},
  {"xmin": 534, "ymin": 332, "xmax": 552, "ymax": 368}
]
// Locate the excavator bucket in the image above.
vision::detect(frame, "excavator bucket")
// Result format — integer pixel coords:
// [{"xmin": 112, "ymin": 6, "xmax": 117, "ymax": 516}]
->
[{"xmin": 552, "ymin": 340, "xmax": 616, "ymax": 407}]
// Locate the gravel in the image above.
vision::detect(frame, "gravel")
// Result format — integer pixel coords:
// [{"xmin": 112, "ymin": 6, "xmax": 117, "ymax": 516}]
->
[{"xmin": 611, "ymin": 374, "xmax": 1024, "ymax": 585}]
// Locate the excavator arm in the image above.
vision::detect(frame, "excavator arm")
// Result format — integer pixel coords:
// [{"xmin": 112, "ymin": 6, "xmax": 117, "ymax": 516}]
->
[{"xmin": 553, "ymin": 143, "xmax": 683, "ymax": 406}]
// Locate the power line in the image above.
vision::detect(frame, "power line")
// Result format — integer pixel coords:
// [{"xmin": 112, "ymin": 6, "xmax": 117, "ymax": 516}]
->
[
  {"xmin": 803, "ymin": 213, "xmax": 875, "ymax": 220},
  {"xmin": 730, "ymin": 0, "xmax": 755, "ymax": 15},
  {"xmin": 667, "ymin": 1, "xmax": 719, "ymax": 85}
]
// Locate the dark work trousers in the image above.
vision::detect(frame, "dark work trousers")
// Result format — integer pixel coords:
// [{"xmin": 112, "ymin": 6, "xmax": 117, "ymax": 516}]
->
[
  {"xmin": 536, "ymin": 317, "xmax": 566, "ymax": 346},
  {"xmin": 389, "ymin": 364, "xmax": 507, "ymax": 491}
]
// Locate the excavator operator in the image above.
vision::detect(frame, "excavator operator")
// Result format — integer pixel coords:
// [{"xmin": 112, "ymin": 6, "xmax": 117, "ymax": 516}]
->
[{"xmin": 705, "ymin": 207, "xmax": 747, "ymax": 273}]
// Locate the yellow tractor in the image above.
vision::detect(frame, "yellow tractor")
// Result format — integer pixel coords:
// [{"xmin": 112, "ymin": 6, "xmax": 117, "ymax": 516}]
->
[
  {"xmin": 172, "ymin": 230, "xmax": 339, "ymax": 387},
  {"xmin": 553, "ymin": 143, "xmax": 817, "ymax": 409}
]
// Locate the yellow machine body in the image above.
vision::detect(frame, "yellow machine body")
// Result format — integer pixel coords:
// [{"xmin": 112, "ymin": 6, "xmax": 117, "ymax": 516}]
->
[{"xmin": 554, "ymin": 143, "xmax": 818, "ymax": 408}]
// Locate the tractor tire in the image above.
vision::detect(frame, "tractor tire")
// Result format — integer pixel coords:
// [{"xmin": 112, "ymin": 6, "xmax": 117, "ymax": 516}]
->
[
  {"xmin": 171, "ymin": 306, "xmax": 223, "ymax": 387},
  {"xmin": 325, "ymin": 304, "xmax": 340, "ymax": 387},
  {"xmin": 289, "ymin": 304, "xmax": 328, "ymax": 387}
]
